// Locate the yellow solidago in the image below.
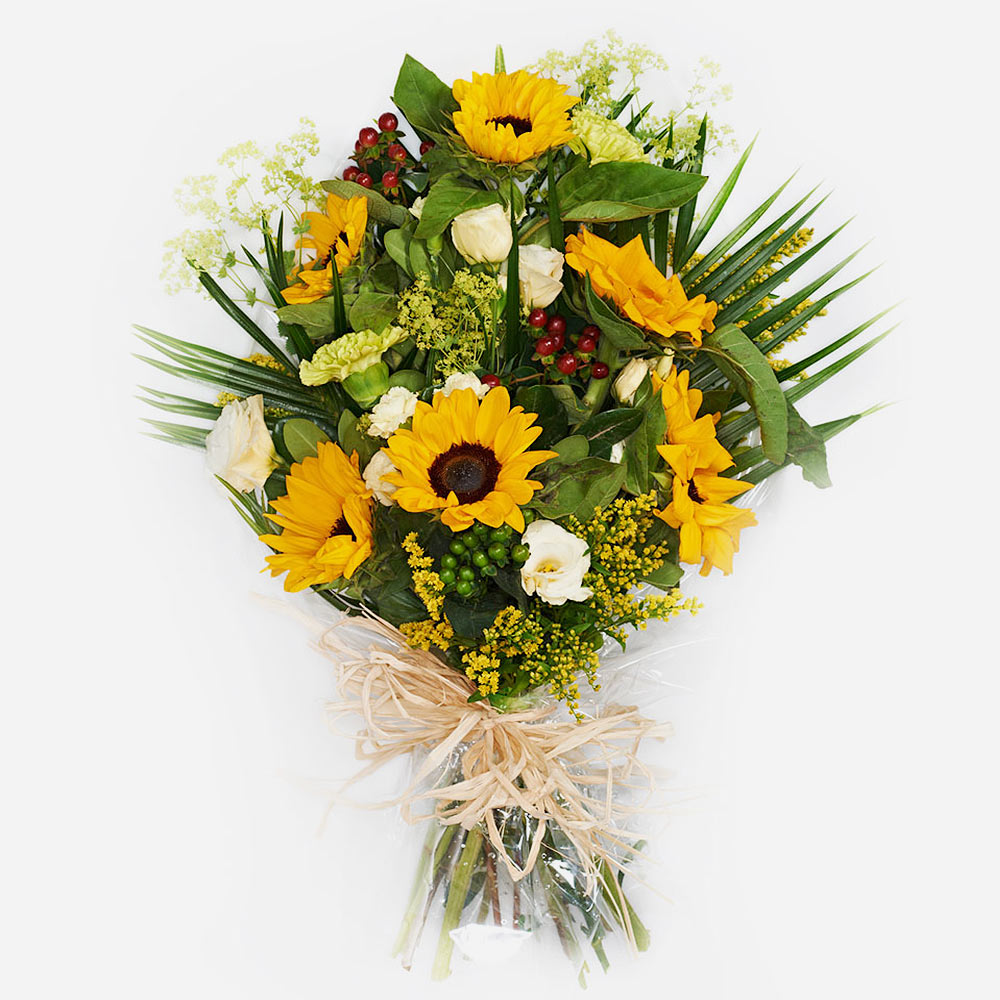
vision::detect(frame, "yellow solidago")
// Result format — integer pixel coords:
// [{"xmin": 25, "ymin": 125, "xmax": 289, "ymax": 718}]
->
[
  {"xmin": 218, "ymin": 354, "xmax": 289, "ymax": 416},
  {"xmin": 402, "ymin": 532, "xmax": 446, "ymax": 620},
  {"xmin": 461, "ymin": 649, "xmax": 502, "ymax": 698},
  {"xmin": 400, "ymin": 618, "xmax": 455, "ymax": 652}
]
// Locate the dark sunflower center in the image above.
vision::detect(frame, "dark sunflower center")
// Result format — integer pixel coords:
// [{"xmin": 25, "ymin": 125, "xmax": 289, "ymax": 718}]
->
[
  {"xmin": 329, "ymin": 515, "xmax": 352, "ymax": 539},
  {"xmin": 429, "ymin": 443, "xmax": 501, "ymax": 504},
  {"xmin": 687, "ymin": 480, "xmax": 705, "ymax": 504},
  {"xmin": 487, "ymin": 115, "xmax": 532, "ymax": 136},
  {"xmin": 320, "ymin": 231, "xmax": 349, "ymax": 266}
]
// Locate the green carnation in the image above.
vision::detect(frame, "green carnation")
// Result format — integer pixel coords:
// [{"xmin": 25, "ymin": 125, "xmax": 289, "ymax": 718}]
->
[
  {"xmin": 569, "ymin": 107, "xmax": 647, "ymax": 166},
  {"xmin": 299, "ymin": 326, "xmax": 409, "ymax": 387}
]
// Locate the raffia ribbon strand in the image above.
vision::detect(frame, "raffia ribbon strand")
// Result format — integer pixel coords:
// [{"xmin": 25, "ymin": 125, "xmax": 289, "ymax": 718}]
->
[{"xmin": 319, "ymin": 614, "xmax": 668, "ymax": 892}]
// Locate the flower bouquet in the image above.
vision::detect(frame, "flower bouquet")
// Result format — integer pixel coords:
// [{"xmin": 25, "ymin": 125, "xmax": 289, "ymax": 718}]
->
[{"xmin": 139, "ymin": 36, "xmax": 886, "ymax": 982}]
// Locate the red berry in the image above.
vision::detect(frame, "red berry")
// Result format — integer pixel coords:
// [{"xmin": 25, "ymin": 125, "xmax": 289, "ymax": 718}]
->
[
  {"xmin": 355, "ymin": 172, "xmax": 373, "ymax": 188},
  {"xmin": 528, "ymin": 308, "xmax": 548, "ymax": 328},
  {"xmin": 378, "ymin": 112, "xmax": 398, "ymax": 132},
  {"xmin": 354, "ymin": 140, "xmax": 363, "ymax": 153},
  {"xmin": 576, "ymin": 335, "xmax": 597, "ymax": 354},
  {"xmin": 535, "ymin": 335, "xmax": 558, "ymax": 357},
  {"xmin": 382, "ymin": 170, "xmax": 399, "ymax": 190},
  {"xmin": 359, "ymin": 127, "xmax": 379, "ymax": 148},
  {"xmin": 550, "ymin": 331, "xmax": 565, "ymax": 351},
  {"xmin": 343, "ymin": 166, "xmax": 360, "ymax": 182},
  {"xmin": 545, "ymin": 315, "xmax": 567, "ymax": 335},
  {"xmin": 481, "ymin": 374, "xmax": 501, "ymax": 389},
  {"xmin": 387, "ymin": 142, "xmax": 407, "ymax": 163},
  {"xmin": 582, "ymin": 324, "xmax": 601, "ymax": 341},
  {"xmin": 419, "ymin": 140, "xmax": 435, "ymax": 155},
  {"xmin": 556, "ymin": 353, "xmax": 578, "ymax": 375},
  {"xmin": 591, "ymin": 361, "xmax": 610, "ymax": 379}
]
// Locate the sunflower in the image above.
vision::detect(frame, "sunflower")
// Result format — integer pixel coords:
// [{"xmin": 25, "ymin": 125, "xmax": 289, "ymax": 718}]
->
[
  {"xmin": 565, "ymin": 229, "xmax": 718, "ymax": 346},
  {"xmin": 656, "ymin": 442, "xmax": 757, "ymax": 577},
  {"xmin": 381, "ymin": 386, "xmax": 556, "ymax": 532},
  {"xmin": 452, "ymin": 70, "xmax": 578, "ymax": 164},
  {"xmin": 653, "ymin": 366, "xmax": 732, "ymax": 472},
  {"xmin": 282, "ymin": 193, "xmax": 368, "ymax": 305},
  {"xmin": 259, "ymin": 441, "xmax": 373, "ymax": 591}
]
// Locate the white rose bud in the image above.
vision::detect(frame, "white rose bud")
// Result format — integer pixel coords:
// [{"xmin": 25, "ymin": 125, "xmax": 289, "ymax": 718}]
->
[
  {"xmin": 204, "ymin": 394, "xmax": 279, "ymax": 492},
  {"xmin": 450, "ymin": 203, "xmax": 512, "ymax": 264},
  {"xmin": 363, "ymin": 451, "xmax": 400, "ymax": 506},
  {"xmin": 440, "ymin": 372, "xmax": 490, "ymax": 399},
  {"xmin": 409, "ymin": 196, "xmax": 425, "ymax": 220},
  {"xmin": 613, "ymin": 358, "xmax": 650, "ymax": 405},
  {"xmin": 367, "ymin": 385, "xmax": 419, "ymax": 438},
  {"xmin": 651, "ymin": 351, "xmax": 675, "ymax": 378},
  {"xmin": 500, "ymin": 244, "xmax": 564, "ymax": 309},
  {"xmin": 519, "ymin": 520, "xmax": 594, "ymax": 606}
]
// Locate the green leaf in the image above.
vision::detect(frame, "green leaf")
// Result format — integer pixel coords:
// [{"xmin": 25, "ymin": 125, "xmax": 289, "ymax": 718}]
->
[
  {"xmin": 671, "ymin": 115, "xmax": 706, "ymax": 271},
  {"xmin": 784, "ymin": 403, "xmax": 831, "ymax": 488},
  {"xmin": 384, "ymin": 227, "xmax": 432, "ymax": 279},
  {"xmin": 413, "ymin": 177, "xmax": 502, "ymax": 239},
  {"xmin": 576, "ymin": 408, "xmax": 644, "ymax": 459},
  {"xmin": 533, "ymin": 458, "xmax": 627, "ymax": 521},
  {"xmin": 785, "ymin": 329, "xmax": 892, "ymax": 405},
  {"xmin": 376, "ymin": 586, "xmax": 429, "ymax": 626},
  {"xmin": 549, "ymin": 434, "xmax": 590, "ymax": 464},
  {"xmin": 777, "ymin": 312, "xmax": 898, "ymax": 384},
  {"xmin": 624, "ymin": 391, "xmax": 667, "ymax": 495},
  {"xmin": 392, "ymin": 54, "xmax": 458, "ymax": 139},
  {"xmin": 703, "ymin": 324, "xmax": 788, "ymax": 463},
  {"xmin": 494, "ymin": 44, "xmax": 506, "ymax": 74},
  {"xmin": 642, "ymin": 560, "xmax": 683, "ymax": 590},
  {"xmin": 349, "ymin": 291, "xmax": 398, "ymax": 334},
  {"xmin": 320, "ymin": 178, "xmax": 409, "ymax": 228},
  {"xmin": 557, "ymin": 161, "xmax": 707, "ymax": 223},
  {"xmin": 276, "ymin": 299, "xmax": 341, "ymax": 338},
  {"xmin": 337, "ymin": 409, "xmax": 377, "ymax": 465},
  {"xmin": 387, "ymin": 369, "xmax": 426, "ymax": 392},
  {"xmin": 584, "ymin": 277, "xmax": 647, "ymax": 350},
  {"xmin": 278, "ymin": 418, "xmax": 330, "ymax": 462},
  {"xmin": 515, "ymin": 385, "xmax": 568, "ymax": 448},
  {"xmin": 443, "ymin": 591, "xmax": 509, "ymax": 641}
]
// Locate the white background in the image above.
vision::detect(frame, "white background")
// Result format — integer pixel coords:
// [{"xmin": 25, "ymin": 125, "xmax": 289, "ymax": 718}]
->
[{"xmin": 3, "ymin": 1, "xmax": 999, "ymax": 997}]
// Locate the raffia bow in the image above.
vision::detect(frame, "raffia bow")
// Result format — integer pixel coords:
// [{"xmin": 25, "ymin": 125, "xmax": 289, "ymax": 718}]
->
[{"xmin": 320, "ymin": 614, "xmax": 669, "ymax": 891}]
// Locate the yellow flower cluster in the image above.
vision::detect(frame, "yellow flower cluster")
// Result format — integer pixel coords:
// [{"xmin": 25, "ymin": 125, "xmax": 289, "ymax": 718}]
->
[
  {"xmin": 217, "ymin": 354, "xmax": 289, "ymax": 415},
  {"xmin": 400, "ymin": 618, "xmax": 455, "ymax": 652},
  {"xmin": 565, "ymin": 493, "xmax": 696, "ymax": 643},
  {"xmin": 461, "ymin": 650, "xmax": 502, "ymax": 697},
  {"xmin": 525, "ymin": 623, "xmax": 601, "ymax": 717},
  {"xmin": 401, "ymin": 532, "xmax": 446, "ymax": 620}
]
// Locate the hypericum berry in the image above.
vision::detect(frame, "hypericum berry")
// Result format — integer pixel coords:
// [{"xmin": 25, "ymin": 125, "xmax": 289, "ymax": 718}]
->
[
  {"xmin": 550, "ymin": 331, "xmax": 565, "ymax": 351},
  {"xmin": 535, "ymin": 335, "xmax": 558, "ymax": 357},
  {"xmin": 511, "ymin": 544, "xmax": 530, "ymax": 563},
  {"xmin": 490, "ymin": 525, "xmax": 513, "ymax": 542},
  {"xmin": 472, "ymin": 550, "xmax": 490, "ymax": 568},
  {"xmin": 419, "ymin": 140, "xmax": 435, "ymax": 155},
  {"xmin": 355, "ymin": 172, "xmax": 373, "ymax": 188},
  {"xmin": 473, "ymin": 522, "xmax": 490, "ymax": 538},
  {"xmin": 386, "ymin": 142, "xmax": 407, "ymax": 163},
  {"xmin": 556, "ymin": 353, "xmax": 578, "ymax": 374},
  {"xmin": 522, "ymin": 509, "xmax": 536, "ymax": 525},
  {"xmin": 576, "ymin": 335, "xmax": 597, "ymax": 354},
  {"xmin": 439, "ymin": 568, "xmax": 456, "ymax": 585},
  {"xmin": 459, "ymin": 566, "xmax": 476, "ymax": 582},
  {"xmin": 354, "ymin": 140, "xmax": 363, "ymax": 154},
  {"xmin": 455, "ymin": 579, "xmax": 474, "ymax": 596},
  {"xmin": 528, "ymin": 308, "xmax": 548, "ymax": 328},
  {"xmin": 487, "ymin": 542, "xmax": 506, "ymax": 562},
  {"xmin": 343, "ymin": 166, "xmax": 360, "ymax": 182},
  {"xmin": 449, "ymin": 540, "xmax": 467, "ymax": 556},
  {"xmin": 378, "ymin": 112, "xmax": 398, "ymax": 132},
  {"xmin": 591, "ymin": 361, "xmax": 610, "ymax": 379},
  {"xmin": 545, "ymin": 315, "xmax": 567, "ymax": 335},
  {"xmin": 358, "ymin": 127, "xmax": 379, "ymax": 148},
  {"xmin": 382, "ymin": 170, "xmax": 399, "ymax": 190},
  {"xmin": 582, "ymin": 324, "xmax": 601, "ymax": 341},
  {"xmin": 481, "ymin": 374, "xmax": 501, "ymax": 389},
  {"xmin": 441, "ymin": 553, "xmax": 458, "ymax": 570}
]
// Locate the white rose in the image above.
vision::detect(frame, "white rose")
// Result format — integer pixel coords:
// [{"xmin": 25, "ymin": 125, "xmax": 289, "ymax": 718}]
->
[
  {"xmin": 409, "ymin": 196, "xmax": 425, "ymax": 220},
  {"xmin": 519, "ymin": 520, "xmax": 594, "ymax": 606},
  {"xmin": 651, "ymin": 351, "xmax": 675, "ymax": 378},
  {"xmin": 610, "ymin": 441, "xmax": 625, "ymax": 465},
  {"xmin": 440, "ymin": 372, "xmax": 489, "ymax": 399},
  {"xmin": 451, "ymin": 203, "xmax": 512, "ymax": 264},
  {"xmin": 363, "ymin": 451, "xmax": 399, "ymax": 506},
  {"xmin": 613, "ymin": 358, "xmax": 650, "ymax": 404},
  {"xmin": 500, "ymin": 244, "xmax": 564, "ymax": 309},
  {"xmin": 367, "ymin": 385, "xmax": 419, "ymax": 437},
  {"xmin": 204, "ymin": 394, "xmax": 279, "ymax": 492}
]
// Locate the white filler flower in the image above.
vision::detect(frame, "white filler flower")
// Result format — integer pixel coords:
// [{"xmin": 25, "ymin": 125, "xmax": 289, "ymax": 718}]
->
[
  {"xmin": 519, "ymin": 520, "xmax": 594, "ymax": 605},
  {"xmin": 367, "ymin": 385, "xmax": 419, "ymax": 437},
  {"xmin": 451, "ymin": 203, "xmax": 512, "ymax": 264},
  {"xmin": 363, "ymin": 451, "xmax": 400, "ymax": 506},
  {"xmin": 204, "ymin": 394, "xmax": 278, "ymax": 492}
]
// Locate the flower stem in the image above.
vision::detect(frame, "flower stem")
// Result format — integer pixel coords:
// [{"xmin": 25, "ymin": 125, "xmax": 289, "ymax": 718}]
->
[
  {"xmin": 392, "ymin": 822, "xmax": 439, "ymax": 959},
  {"xmin": 431, "ymin": 827, "xmax": 483, "ymax": 980}
]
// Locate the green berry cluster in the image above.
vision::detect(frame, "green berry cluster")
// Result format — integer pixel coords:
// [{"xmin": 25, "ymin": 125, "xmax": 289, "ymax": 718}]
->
[{"xmin": 437, "ymin": 513, "xmax": 535, "ymax": 599}]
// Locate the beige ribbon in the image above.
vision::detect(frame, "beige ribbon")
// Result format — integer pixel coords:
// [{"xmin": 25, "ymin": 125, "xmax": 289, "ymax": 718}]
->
[{"xmin": 319, "ymin": 613, "xmax": 668, "ymax": 893}]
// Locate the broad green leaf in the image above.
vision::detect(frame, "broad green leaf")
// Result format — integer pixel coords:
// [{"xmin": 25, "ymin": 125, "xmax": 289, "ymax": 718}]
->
[
  {"xmin": 533, "ymin": 458, "xmax": 627, "ymax": 521},
  {"xmin": 276, "ymin": 299, "xmax": 341, "ymax": 338},
  {"xmin": 387, "ymin": 369, "xmax": 426, "ymax": 392},
  {"xmin": 391, "ymin": 54, "xmax": 458, "ymax": 139},
  {"xmin": 349, "ymin": 291, "xmax": 398, "ymax": 333},
  {"xmin": 320, "ymin": 178, "xmax": 409, "ymax": 228},
  {"xmin": 515, "ymin": 385, "xmax": 568, "ymax": 448},
  {"xmin": 414, "ymin": 177, "xmax": 502, "ymax": 239},
  {"xmin": 642, "ymin": 560, "xmax": 683, "ymax": 590},
  {"xmin": 557, "ymin": 161, "xmax": 707, "ymax": 223},
  {"xmin": 443, "ymin": 591, "xmax": 509, "ymax": 641},
  {"xmin": 584, "ymin": 278, "xmax": 647, "ymax": 350},
  {"xmin": 550, "ymin": 434, "xmax": 590, "ymax": 464},
  {"xmin": 784, "ymin": 403, "xmax": 831, "ymax": 488},
  {"xmin": 280, "ymin": 418, "xmax": 330, "ymax": 463},
  {"xmin": 624, "ymin": 390, "xmax": 667, "ymax": 495},
  {"xmin": 576, "ymin": 407, "xmax": 644, "ymax": 459},
  {"xmin": 703, "ymin": 324, "xmax": 788, "ymax": 463}
]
